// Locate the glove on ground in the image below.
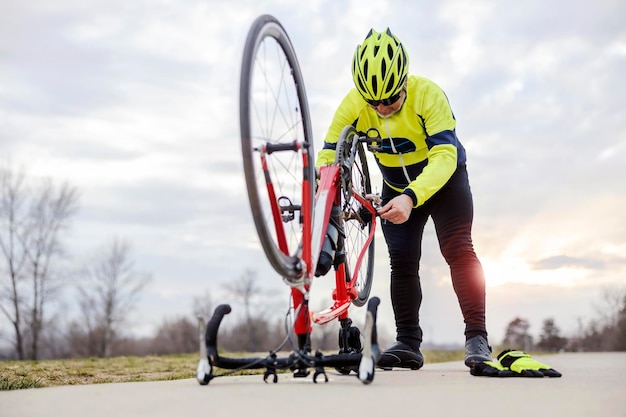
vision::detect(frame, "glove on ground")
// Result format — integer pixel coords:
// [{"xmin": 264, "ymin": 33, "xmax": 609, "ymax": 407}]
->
[
  {"xmin": 498, "ymin": 349, "xmax": 562, "ymax": 377},
  {"xmin": 471, "ymin": 350, "xmax": 562, "ymax": 378}
]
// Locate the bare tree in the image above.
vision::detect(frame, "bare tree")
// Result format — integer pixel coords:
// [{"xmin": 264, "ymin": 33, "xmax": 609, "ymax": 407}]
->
[
  {"xmin": 76, "ymin": 238, "xmax": 151, "ymax": 357},
  {"xmin": 151, "ymin": 316, "xmax": 198, "ymax": 355},
  {"xmin": 222, "ymin": 269, "xmax": 260, "ymax": 323},
  {"xmin": 594, "ymin": 286, "xmax": 626, "ymax": 330},
  {"xmin": 192, "ymin": 289, "xmax": 214, "ymax": 321},
  {"xmin": 0, "ymin": 167, "xmax": 28, "ymax": 359},
  {"xmin": 23, "ymin": 178, "xmax": 78, "ymax": 359},
  {"xmin": 223, "ymin": 269, "xmax": 284, "ymax": 352},
  {"xmin": 614, "ymin": 293, "xmax": 626, "ymax": 350},
  {"xmin": 222, "ymin": 269, "xmax": 261, "ymax": 351},
  {"xmin": 537, "ymin": 318, "xmax": 567, "ymax": 352},
  {"xmin": 594, "ymin": 287, "xmax": 626, "ymax": 350},
  {"xmin": 502, "ymin": 317, "xmax": 533, "ymax": 351},
  {"xmin": 0, "ymin": 166, "xmax": 78, "ymax": 359}
]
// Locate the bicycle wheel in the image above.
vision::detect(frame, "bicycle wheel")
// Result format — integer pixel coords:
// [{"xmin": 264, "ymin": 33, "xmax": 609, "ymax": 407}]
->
[
  {"xmin": 335, "ymin": 126, "xmax": 375, "ymax": 307},
  {"xmin": 240, "ymin": 15, "xmax": 315, "ymax": 281}
]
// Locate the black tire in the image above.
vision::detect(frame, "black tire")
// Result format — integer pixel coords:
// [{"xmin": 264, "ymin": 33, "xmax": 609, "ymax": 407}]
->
[
  {"xmin": 239, "ymin": 15, "xmax": 314, "ymax": 281},
  {"xmin": 334, "ymin": 126, "xmax": 375, "ymax": 306}
]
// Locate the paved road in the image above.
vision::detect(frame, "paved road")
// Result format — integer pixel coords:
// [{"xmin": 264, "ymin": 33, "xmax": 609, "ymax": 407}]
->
[{"xmin": 1, "ymin": 352, "xmax": 624, "ymax": 417}]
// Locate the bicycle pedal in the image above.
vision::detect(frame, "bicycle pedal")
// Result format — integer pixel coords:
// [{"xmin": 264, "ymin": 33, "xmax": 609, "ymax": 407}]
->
[
  {"xmin": 263, "ymin": 369, "xmax": 278, "ymax": 383},
  {"xmin": 313, "ymin": 367, "xmax": 329, "ymax": 383},
  {"xmin": 338, "ymin": 326, "xmax": 363, "ymax": 352}
]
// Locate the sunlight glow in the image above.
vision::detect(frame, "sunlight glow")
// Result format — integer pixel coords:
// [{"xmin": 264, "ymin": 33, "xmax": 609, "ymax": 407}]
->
[{"xmin": 482, "ymin": 256, "xmax": 589, "ymax": 287}]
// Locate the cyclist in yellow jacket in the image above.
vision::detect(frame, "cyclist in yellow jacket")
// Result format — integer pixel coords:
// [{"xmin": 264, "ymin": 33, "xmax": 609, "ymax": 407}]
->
[{"xmin": 317, "ymin": 28, "xmax": 492, "ymax": 370}]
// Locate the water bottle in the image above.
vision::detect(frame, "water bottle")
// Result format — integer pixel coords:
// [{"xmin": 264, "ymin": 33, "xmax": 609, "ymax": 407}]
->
[
  {"xmin": 315, "ymin": 205, "xmax": 342, "ymax": 277},
  {"xmin": 315, "ymin": 223, "xmax": 339, "ymax": 277}
]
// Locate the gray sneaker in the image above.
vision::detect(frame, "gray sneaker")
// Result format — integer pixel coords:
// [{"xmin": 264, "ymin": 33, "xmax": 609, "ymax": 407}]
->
[{"xmin": 464, "ymin": 335, "xmax": 492, "ymax": 368}]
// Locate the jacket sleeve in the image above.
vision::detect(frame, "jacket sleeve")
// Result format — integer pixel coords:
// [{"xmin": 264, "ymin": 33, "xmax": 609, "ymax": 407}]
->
[
  {"xmin": 316, "ymin": 91, "xmax": 362, "ymax": 167},
  {"xmin": 405, "ymin": 82, "xmax": 459, "ymax": 206}
]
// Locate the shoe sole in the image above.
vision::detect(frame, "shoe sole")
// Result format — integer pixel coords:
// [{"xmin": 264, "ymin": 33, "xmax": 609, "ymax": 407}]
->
[
  {"xmin": 465, "ymin": 356, "xmax": 491, "ymax": 369},
  {"xmin": 377, "ymin": 353, "xmax": 423, "ymax": 370}
]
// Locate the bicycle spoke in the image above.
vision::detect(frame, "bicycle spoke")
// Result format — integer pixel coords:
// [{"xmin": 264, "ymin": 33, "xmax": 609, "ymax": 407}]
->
[{"xmin": 335, "ymin": 126, "xmax": 375, "ymax": 306}]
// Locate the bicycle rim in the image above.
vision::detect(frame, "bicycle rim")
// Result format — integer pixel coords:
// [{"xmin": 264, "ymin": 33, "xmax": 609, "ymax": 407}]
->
[
  {"xmin": 335, "ymin": 126, "xmax": 375, "ymax": 307},
  {"xmin": 239, "ymin": 15, "xmax": 315, "ymax": 281}
]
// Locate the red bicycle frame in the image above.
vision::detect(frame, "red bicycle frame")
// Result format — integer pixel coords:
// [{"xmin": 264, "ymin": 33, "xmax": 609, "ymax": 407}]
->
[{"xmin": 259, "ymin": 144, "xmax": 377, "ymax": 338}]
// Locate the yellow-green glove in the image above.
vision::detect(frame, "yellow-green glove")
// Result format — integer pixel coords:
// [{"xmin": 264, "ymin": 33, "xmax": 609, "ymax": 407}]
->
[
  {"xmin": 470, "ymin": 360, "xmax": 516, "ymax": 377},
  {"xmin": 497, "ymin": 350, "xmax": 562, "ymax": 378}
]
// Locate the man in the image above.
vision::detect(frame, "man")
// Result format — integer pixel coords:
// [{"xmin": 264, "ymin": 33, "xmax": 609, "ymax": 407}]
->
[{"xmin": 316, "ymin": 28, "xmax": 492, "ymax": 370}]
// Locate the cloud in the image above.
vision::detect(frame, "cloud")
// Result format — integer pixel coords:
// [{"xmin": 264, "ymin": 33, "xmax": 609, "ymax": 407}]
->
[
  {"xmin": 532, "ymin": 255, "xmax": 610, "ymax": 271},
  {"xmin": 2, "ymin": 0, "xmax": 625, "ymax": 346}
]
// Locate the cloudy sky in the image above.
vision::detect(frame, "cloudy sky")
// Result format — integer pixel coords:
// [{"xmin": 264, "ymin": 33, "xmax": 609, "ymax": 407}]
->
[{"xmin": 2, "ymin": 0, "xmax": 625, "ymax": 348}]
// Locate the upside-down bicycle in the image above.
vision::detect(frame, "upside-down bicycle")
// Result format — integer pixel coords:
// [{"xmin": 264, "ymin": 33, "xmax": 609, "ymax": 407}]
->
[{"xmin": 196, "ymin": 14, "xmax": 384, "ymax": 385}]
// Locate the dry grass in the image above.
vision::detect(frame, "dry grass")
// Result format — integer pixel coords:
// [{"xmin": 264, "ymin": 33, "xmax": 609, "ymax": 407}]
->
[
  {"xmin": 0, "ymin": 354, "xmax": 200, "ymax": 390},
  {"xmin": 1, "ymin": 349, "xmax": 465, "ymax": 391}
]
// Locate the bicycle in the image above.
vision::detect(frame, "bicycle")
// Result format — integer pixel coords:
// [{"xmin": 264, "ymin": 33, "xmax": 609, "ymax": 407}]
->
[{"xmin": 196, "ymin": 14, "xmax": 384, "ymax": 385}]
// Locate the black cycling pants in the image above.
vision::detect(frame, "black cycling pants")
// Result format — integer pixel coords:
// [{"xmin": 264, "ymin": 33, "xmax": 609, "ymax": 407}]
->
[{"xmin": 381, "ymin": 165, "xmax": 487, "ymax": 350}]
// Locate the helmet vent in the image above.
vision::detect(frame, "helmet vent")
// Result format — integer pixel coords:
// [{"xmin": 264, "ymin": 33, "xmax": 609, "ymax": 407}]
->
[
  {"xmin": 385, "ymin": 75, "xmax": 395, "ymax": 94},
  {"xmin": 371, "ymin": 76, "xmax": 378, "ymax": 95},
  {"xmin": 358, "ymin": 78, "xmax": 367, "ymax": 94}
]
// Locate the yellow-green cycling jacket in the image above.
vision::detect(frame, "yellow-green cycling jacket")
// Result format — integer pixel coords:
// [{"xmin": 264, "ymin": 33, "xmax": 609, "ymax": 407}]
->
[{"xmin": 316, "ymin": 75, "xmax": 467, "ymax": 208}]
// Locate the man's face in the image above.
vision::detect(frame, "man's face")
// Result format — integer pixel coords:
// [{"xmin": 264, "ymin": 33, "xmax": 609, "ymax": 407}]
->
[{"xmin": 370, "ymin": 89, "xmax": 406, "ymax": 118}]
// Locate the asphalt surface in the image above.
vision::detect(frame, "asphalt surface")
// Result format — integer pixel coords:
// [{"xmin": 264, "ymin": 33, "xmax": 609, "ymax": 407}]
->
[{"xmin": 1, "ymin": 352, "xmax": 624, "ymax": 417}]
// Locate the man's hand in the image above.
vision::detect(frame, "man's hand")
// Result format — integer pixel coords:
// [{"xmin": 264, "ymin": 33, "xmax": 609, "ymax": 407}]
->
[{"xmin": 378, "ymin": 194, "xmax": 413, "ymax": 224}]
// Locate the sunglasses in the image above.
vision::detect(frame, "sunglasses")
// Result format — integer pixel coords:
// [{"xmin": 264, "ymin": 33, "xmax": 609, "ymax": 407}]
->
[{"xmin": 365, "ymin": 89, "xmax": 404, "ymax": 107}]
